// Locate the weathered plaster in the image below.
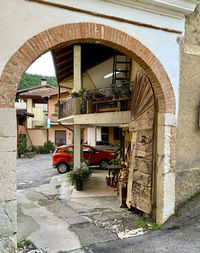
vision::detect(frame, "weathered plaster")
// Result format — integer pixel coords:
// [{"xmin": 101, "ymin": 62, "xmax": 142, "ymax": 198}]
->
[{"xmin": 176, "ymin": 3, "xmax": 200, "ymax": 205}]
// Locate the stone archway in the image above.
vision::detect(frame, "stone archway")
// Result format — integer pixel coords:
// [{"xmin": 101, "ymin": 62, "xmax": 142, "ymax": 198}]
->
[{"xmin": 0, "ymin": 23, "xmax": 176, "ymax": 250}]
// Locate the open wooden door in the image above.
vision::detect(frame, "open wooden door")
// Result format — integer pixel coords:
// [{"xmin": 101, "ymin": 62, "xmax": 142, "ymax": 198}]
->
[{"xmin": 126, "ymin": 71, "xmax": 156, "ymax": 215}]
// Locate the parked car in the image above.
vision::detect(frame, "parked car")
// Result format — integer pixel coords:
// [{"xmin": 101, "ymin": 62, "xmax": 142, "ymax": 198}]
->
[
  {"xmin": 52, "ymin": 144, "xmax": 118, "ymax": 173},
  {"xmin": 95, "ymin": 141, "xmax": 120, "ymax": 151}
]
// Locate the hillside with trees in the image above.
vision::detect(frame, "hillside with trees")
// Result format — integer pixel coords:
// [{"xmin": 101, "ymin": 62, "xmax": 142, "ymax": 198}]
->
[{"xmin": 18, "ymin": 73, "xmax": 57, "ymax": 90}]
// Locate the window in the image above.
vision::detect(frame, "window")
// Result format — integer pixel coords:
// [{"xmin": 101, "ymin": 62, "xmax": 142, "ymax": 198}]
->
[
  {"xmin": 54, "ymin": 148, "xmax": 61, "ymax": 153},
  {"xmin": 55, "ymin": 130, "xmax": 66, "ymax": 146},
  {"xmin": 114, "ymin": 127, "xmax": 120, "ymax": 140},
  {"xmin": 64, "ymin": 147, "xmax": 73, "ymax": 153},
  {"xmin": 83, "ymin": 147, "xmax": 93, "ymax": 153},
  {"xmin": 101, "ymin": 127, "xmax": 109, "ymax": 142}
]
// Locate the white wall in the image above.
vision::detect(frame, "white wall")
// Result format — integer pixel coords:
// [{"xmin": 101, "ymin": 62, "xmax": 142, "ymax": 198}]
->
[
  {"xmin": 96, "ymin": 127, "xmax": 102, "ymax": 141},
  {"xmin": 0, "ymin": 0, "xmax": 193, "ymax": 114},
  {"xmin": 87, "ymin": 127, "xmax": 96, "ymax": 146}
]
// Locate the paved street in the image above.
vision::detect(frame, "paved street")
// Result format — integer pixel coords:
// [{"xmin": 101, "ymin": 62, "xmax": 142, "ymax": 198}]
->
[
  {"xmin": 17, "ymin": 154, "xmax": 57, "ymax": 189},
  {"xmin": 17, "ymin": 155, "xmax": 200, "ymax": 253}
]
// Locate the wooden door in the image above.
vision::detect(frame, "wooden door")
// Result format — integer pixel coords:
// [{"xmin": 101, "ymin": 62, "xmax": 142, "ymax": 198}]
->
[{"xmin": 126, "ymin": 71, "xmax": 156, "ymax": 214}]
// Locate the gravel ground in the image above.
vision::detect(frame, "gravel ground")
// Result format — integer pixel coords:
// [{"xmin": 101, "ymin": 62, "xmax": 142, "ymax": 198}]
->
[{"xmin": 17, "ymin": 154, "xmax": 57, "ymax": 189}]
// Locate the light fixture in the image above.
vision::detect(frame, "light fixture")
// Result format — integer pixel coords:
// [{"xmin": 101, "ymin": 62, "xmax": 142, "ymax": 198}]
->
[{"xmin": 104, "ymin": 69, "xmax": 121, "ymax": 79}]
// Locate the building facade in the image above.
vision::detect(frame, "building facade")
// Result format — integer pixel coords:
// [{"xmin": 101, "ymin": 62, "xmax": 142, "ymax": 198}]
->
[
  {"xmin": 16, "ymin": 80, "xmax": 73, "ymax": 147},
  {"xmin": 0, "ymin": 0, "xmax": 199, "ymax": 251}
]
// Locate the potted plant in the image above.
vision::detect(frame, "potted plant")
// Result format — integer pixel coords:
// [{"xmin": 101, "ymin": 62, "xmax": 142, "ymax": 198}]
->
[
  {"xmin": 94, "ymin": 91, "xmax": 105, "ymax": 101},
  {"xmin": 67, "ymin": 168, "xmax": 92, "ymax": 190},
  {"xmin": 111, "ymin": 86, "xmax": 121, "ymax": 99},
  {"xmin": 78, "ymin": 88, "xmax": 86, "ymax": 97},
  {"xmin": 70, "ymin": 91, "xmax": 80, "ymax": 98},
  {"xmin": 71, "ymin": 88, "xmax": 86, "ymax": 98}
]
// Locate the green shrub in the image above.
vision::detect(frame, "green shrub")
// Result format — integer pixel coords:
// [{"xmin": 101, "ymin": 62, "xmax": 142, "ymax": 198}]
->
[
  {"xmin": 38, "ymin": 146, "xmax": 48, "ymax": 154},
  {"xmin": 44, "ymin": 140, "xmax": 55, "ymax": 152},
  {"xmin": 39, "ymin": 141, "xmax": 55, "ymax": 154},
  {"xmin": 18, "ymin": 134, "xmax": 27, "ymax": 156}
]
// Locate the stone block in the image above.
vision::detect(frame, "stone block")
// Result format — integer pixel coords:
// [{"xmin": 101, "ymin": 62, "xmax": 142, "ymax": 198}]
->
[
  {"xmin": 0, "ymin": 108, "xmax": 16, "ymax": 137},
  {"xmin": 0, "ymin": 200, "xmax": 17, "ymax": 237},
  {"xmin": 163, "ymin": 172, "xmax": 175, "ymax": 220},
  {"xmin": 165, "ymin": 113, "xmax": 176, "ymax": 126},
  {"xmin": 0, "ymin": 137, "xmax": 16, "ymax": 152},
  {"xmin": 158, "ymin": 113, "xmax": 176, "ymax": 126},
  {"xmin": 0, "ymin": 152, "xmax": 16, "ymax": 202},
  {"xmin": 157, "ymin": 125, "xmax": 171, "ymax": 174},
  {"xmin": 156, "ymin": 171, "xmax": 175, "ymax": 225}
]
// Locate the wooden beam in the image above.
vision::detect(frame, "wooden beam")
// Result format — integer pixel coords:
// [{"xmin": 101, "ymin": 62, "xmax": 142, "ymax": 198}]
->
[
  {"xmin": 59, "ymin": 69, "xmax": 73, "ymax": 79},
  {"xmin": 57, "ymin": 56, "xmax": 73, "ymax": 66},
  {"xmin": 58, "ymin": 65, "xmax": 73, "ymax": 74},
  {"xmin": 55, "ymin": 49, "xmax": 73, "ymax": 59}
]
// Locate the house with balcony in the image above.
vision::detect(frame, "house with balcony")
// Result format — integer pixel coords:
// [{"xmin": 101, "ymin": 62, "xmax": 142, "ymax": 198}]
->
[
  {"xmin": 53, "ymin": 44, "xmax": 135, "ymax": 168},
  {"xmin": 16, "ymin": 78, "xmax": 73, "ymax": 147}
]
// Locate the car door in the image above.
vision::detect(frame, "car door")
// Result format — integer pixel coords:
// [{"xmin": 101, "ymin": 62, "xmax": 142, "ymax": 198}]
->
[
  {"xmin": 63, "ymin": 146, "xmax": 73, "ymax": 165},
  {"xmin": 83, "ymin": 146, "xmax": 93, "ymax": 164}
]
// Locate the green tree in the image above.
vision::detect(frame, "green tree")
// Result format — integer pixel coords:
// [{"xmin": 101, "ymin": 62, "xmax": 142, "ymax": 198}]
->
[{"xmin": 17, "ymin": 73, "xmax": 57, "ymax": 90}]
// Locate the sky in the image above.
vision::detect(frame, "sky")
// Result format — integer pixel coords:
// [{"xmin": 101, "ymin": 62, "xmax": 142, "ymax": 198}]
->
[{"xmin": 26, "ymin": 52, "xmax": 56, "ymax": 76}]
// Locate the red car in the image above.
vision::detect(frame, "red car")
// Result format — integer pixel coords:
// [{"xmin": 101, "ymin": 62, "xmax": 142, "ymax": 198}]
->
[{"xmin": 52, "ymin": 144, "xmax": 118, "ymax": 173}]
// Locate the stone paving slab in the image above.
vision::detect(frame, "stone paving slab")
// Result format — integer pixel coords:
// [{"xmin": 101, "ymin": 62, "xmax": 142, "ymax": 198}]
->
[
  {"xmin": 64, "ymin": 216, "xmax": 91, "ymax": 226},
  {"xmin": 70, "ymin": 223, "xmax": 118, "ymax": 247}
]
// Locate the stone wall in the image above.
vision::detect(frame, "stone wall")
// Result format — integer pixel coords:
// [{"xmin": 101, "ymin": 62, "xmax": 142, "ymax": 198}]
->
[
  {"xmin": 176, "ymin": 3, "xmax": 200, "ymax": 205},
  {"xmin": 0, "ymin": 108, "xmax": 17, "ymax": 252}
]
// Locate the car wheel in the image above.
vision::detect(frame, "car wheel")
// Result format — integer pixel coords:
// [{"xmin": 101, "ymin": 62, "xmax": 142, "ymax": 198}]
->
[
  {"xmin": 57, "ymin": 163, "xmax": 69, "ymax": 174},
  {"xmin": 100, "ymin": 160, "xmax": 109, "ymax": 170}
]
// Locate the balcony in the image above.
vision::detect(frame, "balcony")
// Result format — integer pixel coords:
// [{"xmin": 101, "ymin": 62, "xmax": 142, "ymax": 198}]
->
[{"xmin": 58, "ymin": 82, "xmax": 133, "ymax": 121}]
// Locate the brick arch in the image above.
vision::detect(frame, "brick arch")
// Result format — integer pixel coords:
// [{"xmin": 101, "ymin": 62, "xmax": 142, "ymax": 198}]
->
[{"xmin": 0, "ymin": 22, "xmax": 175, "ymax": 113}]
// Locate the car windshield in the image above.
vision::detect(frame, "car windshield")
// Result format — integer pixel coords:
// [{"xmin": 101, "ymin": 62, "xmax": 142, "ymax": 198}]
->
[{"xmin": 54, "ymin": 148, "xmax": 61, "ymax": 153}]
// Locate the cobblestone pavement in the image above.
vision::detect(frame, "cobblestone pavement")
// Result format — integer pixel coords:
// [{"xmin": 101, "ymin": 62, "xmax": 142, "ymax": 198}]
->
[{"xmin": 17, "ymin": 154, "xmax": 57, "ymax": 189}]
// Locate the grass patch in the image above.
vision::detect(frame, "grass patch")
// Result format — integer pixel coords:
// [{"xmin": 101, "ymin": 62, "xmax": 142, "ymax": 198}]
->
[
  {"xmin": 17, "ymin": 243, "xmax": 24, "ymax": 248},
  {"xmin": 24, "ymin": 240, "xmax": 32, "ymax": 247},
  {"xmin": 17, "ymin": 240, "xmax": 32, "ymax": 249},
  {"xmin": 135, "ymin": 220, "xmax": 149, "ymax": 228},
  {"xmin": 152, "ymin": 222, "xmax": 159, "ymax": 230},
  {"xmin": 135, "ymin": 220, "xmax": 160, "ymax": 231}
]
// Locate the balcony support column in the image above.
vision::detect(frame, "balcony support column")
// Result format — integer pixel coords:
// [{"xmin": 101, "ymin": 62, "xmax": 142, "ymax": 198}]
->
[
  {"xmin": 73, "ymin": 45, "xmax": 82, "ymax": 92},
  {"xmin": 74, "ymin": 124, "xmax": 81, "ymax": 169},
  {"xmin": 27, "ymin": 98, "xmax": 33, "ymax": 128}
]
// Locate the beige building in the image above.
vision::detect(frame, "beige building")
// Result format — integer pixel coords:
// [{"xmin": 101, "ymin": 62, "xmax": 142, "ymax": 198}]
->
[
  {"xmin": 16, "ymin": 79, "xmax": 73, "ymax": 147},
  {"xmin": 0, "ymin": 0, "xmax": 200, "ymax": 251}
]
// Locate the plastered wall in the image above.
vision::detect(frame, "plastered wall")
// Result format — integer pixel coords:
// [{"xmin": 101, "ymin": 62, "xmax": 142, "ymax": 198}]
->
[
  {"xmin": 0, "ymin": 0, "xmax": 184, "ymax": 115},
  {"xmin": 176, "ymin": 4, "xmax": 200, "ymax": 205}
]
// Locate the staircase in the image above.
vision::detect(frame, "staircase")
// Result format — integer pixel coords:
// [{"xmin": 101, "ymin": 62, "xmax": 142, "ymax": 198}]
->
[{"xmin": 112, "ymin": 55, "xmax": 131, "ymax": 85}]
